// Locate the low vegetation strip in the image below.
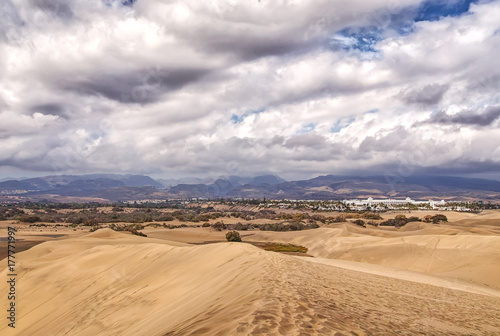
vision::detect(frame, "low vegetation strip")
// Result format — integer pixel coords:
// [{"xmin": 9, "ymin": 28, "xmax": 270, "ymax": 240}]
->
[{"xmin": 255, "ymin": 242, "xmax": 308, "ymax": 254}]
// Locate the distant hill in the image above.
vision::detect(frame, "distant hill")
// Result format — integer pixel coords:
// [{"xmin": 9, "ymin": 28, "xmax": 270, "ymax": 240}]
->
[
  {"xmin": 0, "ymin": 173, "xmax": 499, "ymax": 201},
  {"xmin": 0, "ymin": 178, "xmax": 51, "ymax": 192},
  {"xmin": 0, "ymin": 174, "xmax": 163, "ymax": 200},
  {"xmin": 164, "ymin": 175, "xmax": 500, "ymax": 201},
  {"xmin": 157, "ymin": 174, "xmax": 286, "ymax": 188}
]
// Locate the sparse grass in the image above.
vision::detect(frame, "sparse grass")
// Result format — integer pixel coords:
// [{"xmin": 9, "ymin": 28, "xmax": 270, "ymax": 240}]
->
[{"xmin": 260, "ymin": 243, "xmax": 308, "ymax": 253}]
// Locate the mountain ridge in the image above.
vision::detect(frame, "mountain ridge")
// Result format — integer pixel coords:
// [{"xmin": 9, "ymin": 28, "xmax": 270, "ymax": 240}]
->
[{"xmin": 0, "ymin": 173, "xmax": 499, "ymax": 202}]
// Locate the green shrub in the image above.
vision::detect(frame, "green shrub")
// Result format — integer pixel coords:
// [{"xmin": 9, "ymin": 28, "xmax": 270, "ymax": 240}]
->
[
  {"xmin": 235, "ymin": 222, "xmax": 252, "ymax": 230},
  {"xmin": 84, "ymin": 218, "xmax": 99, "ymax": 226},
  {"xmin": 353, "ymin": 219, "xmax": 366, "ymax": 227},
  {"xmin": 332, "ymin": 215, "xmax": 347, "ymax": 222},
  {"xmin": 212, "ymin": 221, "xmax": 226, "ymax": 231},
  {"xmin": 129, "ymin": 228, "xmax": 147, "ymax": 237},
  {"xmin": 18, "ymin": 215, "xmax": 41, "ymax": 223},
  {"xmin": 158, "ymin": 214, "xmax": 175, "ymax": 221},
  {"xmin": 361, "ymin": 213, "xmax": 382, "ymax": 220},
  {"xmin": 89, "ymin": 225, "xmax": 101, "ymax": 232},
  {"xmin": 431, "ymin": 214, "xmax": 448, "ymax": 223},
  {"xmin": 226, "ymin": 231, "xmax": 241, "ymax": 242},
  {"xmin": 380, "ymin": 218, "xmax": 408, "ymax": 228}
]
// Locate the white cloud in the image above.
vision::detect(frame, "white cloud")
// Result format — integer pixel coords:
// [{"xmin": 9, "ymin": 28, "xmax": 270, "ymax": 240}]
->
[{"xmin": 0, "ymin": 0, "xmax": 499, "ymax": 179}]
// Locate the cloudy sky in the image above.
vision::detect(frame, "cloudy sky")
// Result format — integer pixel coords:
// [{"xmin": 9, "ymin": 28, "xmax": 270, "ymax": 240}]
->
[{"xmin": 1, "ymin": 0, "xmax": 500, "ymax": 181}]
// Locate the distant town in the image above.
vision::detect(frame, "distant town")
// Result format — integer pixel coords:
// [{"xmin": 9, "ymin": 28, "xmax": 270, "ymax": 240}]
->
[{"xmin": 117, "ymin": 197, "xmax": 495, "ymax": 212}]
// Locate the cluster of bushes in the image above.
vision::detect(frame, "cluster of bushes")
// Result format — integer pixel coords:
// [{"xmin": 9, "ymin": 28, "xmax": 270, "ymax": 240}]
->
[
  {"xmin": 29, "ymin": 223, "xmax": 69, "ymax": 228},
  {"xmin": 29, "ymin": 223, "xmax": 48, "ymax": 227},
  {"xmin": 230, "ymin": 212, "xmax": 253, "ymax": 221},
  {"xmin": 313, "ymin": 213, "xmax": 381, "ymax": 224},
  {"xmin": 211, "ymin": 221, "xmax": 226, "ymax": 231},
  {"xmin": 380, "ymin": 215, "xmax": 425, "ymax": 228},
  {"xmin": 0, "ymin": 207, "xmax": 25, "ymax": 221},
  {"xmin": 360, "ymin": 213, "xmax": 383, "ymax": 220},
  {"xmin": 89, "ymin": 225, "xmax": 102, "ymax": 232},
  {"xmin": 258, "ymin": 222, "xmax": 320, "ymax": 232},
  {"xmin": 207, "ymin": 220, "xmax": 320, "ymax": 232},
  {"xmin": 144, "ymin": 222, "xmax": 191, "ymax": 229},
  {"xmin": 353, "ymin": 219, "xmax": 366, "ymax": 227},
  {"xmin": 234, "ymin": 223, "xmax": 252, "ymax": 230},
  {"xmin": 108, "ymin": 224, "xmax": 147, "ymax": 237},
  {"xmin": 423, "ymin": 214, "xmax": 448, "ymax": 224},
  {"xmin": 18, "ymin": 215, "xmax": 42, "ymax": 223},
  {"xmin": 160, "ymin": 223, "xmax": 189, "ymax": 229},
  {"xmin": 330, "ymin": 215, "xmax": 348, "ymax": 223}
]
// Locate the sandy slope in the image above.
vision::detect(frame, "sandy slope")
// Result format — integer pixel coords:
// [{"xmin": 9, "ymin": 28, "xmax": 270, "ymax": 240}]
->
[
  {"xmin": 242, "ymin": 225, "xmax": 500, "ymax": 290},
  {"xmin": 143, "ymin": 212, "xmax": 500, "ymax": 291},
  {"xmin": 0, "ymin": 230, "xmax": 262, "ymax": 336},
  {"xmin": 1, "ymin": 229, "xmax": 500, "ymax": 335},
  {"xmin": 143, "ymin": 214, "xmax": 500, "ymax": 290}
]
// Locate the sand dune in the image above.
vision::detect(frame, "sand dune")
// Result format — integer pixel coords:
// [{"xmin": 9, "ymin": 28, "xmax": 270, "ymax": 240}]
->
[
  {"xmin": 144, "ymin": 216, "xmax": 500, "ymax": 290},
  {"xmin": 242, "ymin": 225, "xmax": 500, "ymax": 290},
  {"xmin": 1, "ymin": 230, "xmax": 262, "ymax": 335},
  {"xmin": 1, "ymin": 229, "xmax": 500, "ymax": 335}
]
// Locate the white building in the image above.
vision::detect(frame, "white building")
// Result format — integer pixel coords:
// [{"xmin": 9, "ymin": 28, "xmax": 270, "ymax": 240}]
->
[{"xmin": 343, "ymin": 197, "xmax": 446, "ymax": 208}]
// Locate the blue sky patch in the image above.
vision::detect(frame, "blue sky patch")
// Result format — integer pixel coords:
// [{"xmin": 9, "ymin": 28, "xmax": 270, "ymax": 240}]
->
[
  {"xmin": 101, "ymin": 0, "xmax": 137, "ymax": 7},
  {"xmin": 302, "ymin": 123, "xmax": 316, "ymax": 133},
  {"xmin": 231, "ymin": 108, "xmax": 265, "ymax": 124},
  {"xmin": 329, "ymin": 0, "xmax": 484, "ymax": 51},
  {"xmin": 415, "ymin": 0, "xmax": 478, "ymax": 22},
  {"xmin": 121, "ymin": 0, "xmax": 137, "ymax": 6},
  {"xmin": 330, "ymin": 118, "xmax": 355, "ymax": 133},
  {"xmin": 331, "ymin": 26, "xmax": 383, "ymax": 53},
  {"xmin": 231, "ymin": 114, "xmax": 244, "ymax": 124}
]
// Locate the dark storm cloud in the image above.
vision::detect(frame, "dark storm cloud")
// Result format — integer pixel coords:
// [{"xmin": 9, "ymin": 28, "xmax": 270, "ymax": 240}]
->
[
  {"xmin": 0, "ymin": 0, "xmax": 23, "ymax": 42},
  {"xmin": 413, "ymin": 160, "xmax": 500, "ymax": 175},
  {"xmin": 467, "ymin": 74, "xmax": 500, "ymax": 93},
  {"xmin": 208, "ymin": 38, "xmax": 307, "ymax": 62},
  {"xmin": 285, "ymin": 133, "xmax": 328, "ymax": 150},
  {"xmin": 30, "ymin": 103, "xmax": 65, "ymax": 117},
  {"xmin": 399, "ymin": 84, "xmax": 449, "ymax": 106},
  {"xmin": 429, "ymin": 106, "xmax": 500, "ymax": 126},
  {"xmin": 60, "ymin": 67, "xmax": 211, "ymax": 104},
  {"xmin": 29, "ymin": 0, "xmax": 74, "ymax": 20}
]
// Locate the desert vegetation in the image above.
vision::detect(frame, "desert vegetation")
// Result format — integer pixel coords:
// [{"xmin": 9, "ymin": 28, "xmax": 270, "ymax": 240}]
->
[
  {"xmin": 0, "ymin": 202, "xmax": 450, "ymax": 234},
  {"xmin": 225, "ymin": 231, "xmax": 242, "ymax": 242},
  {"xmin": 258, "ymin": 243, "xmax": 308, "ymax": 253}
]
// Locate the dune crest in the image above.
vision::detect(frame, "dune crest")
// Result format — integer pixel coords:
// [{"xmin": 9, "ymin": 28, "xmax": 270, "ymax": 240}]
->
[{"xmin": 85, "ymin": 228, "xmax": 129, "ymax": 239}]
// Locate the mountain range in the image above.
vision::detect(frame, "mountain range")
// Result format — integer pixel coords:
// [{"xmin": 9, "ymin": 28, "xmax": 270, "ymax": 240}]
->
[{"xmin": 0, "ymin": 173, "xmax": 499, "ymax": 202}]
